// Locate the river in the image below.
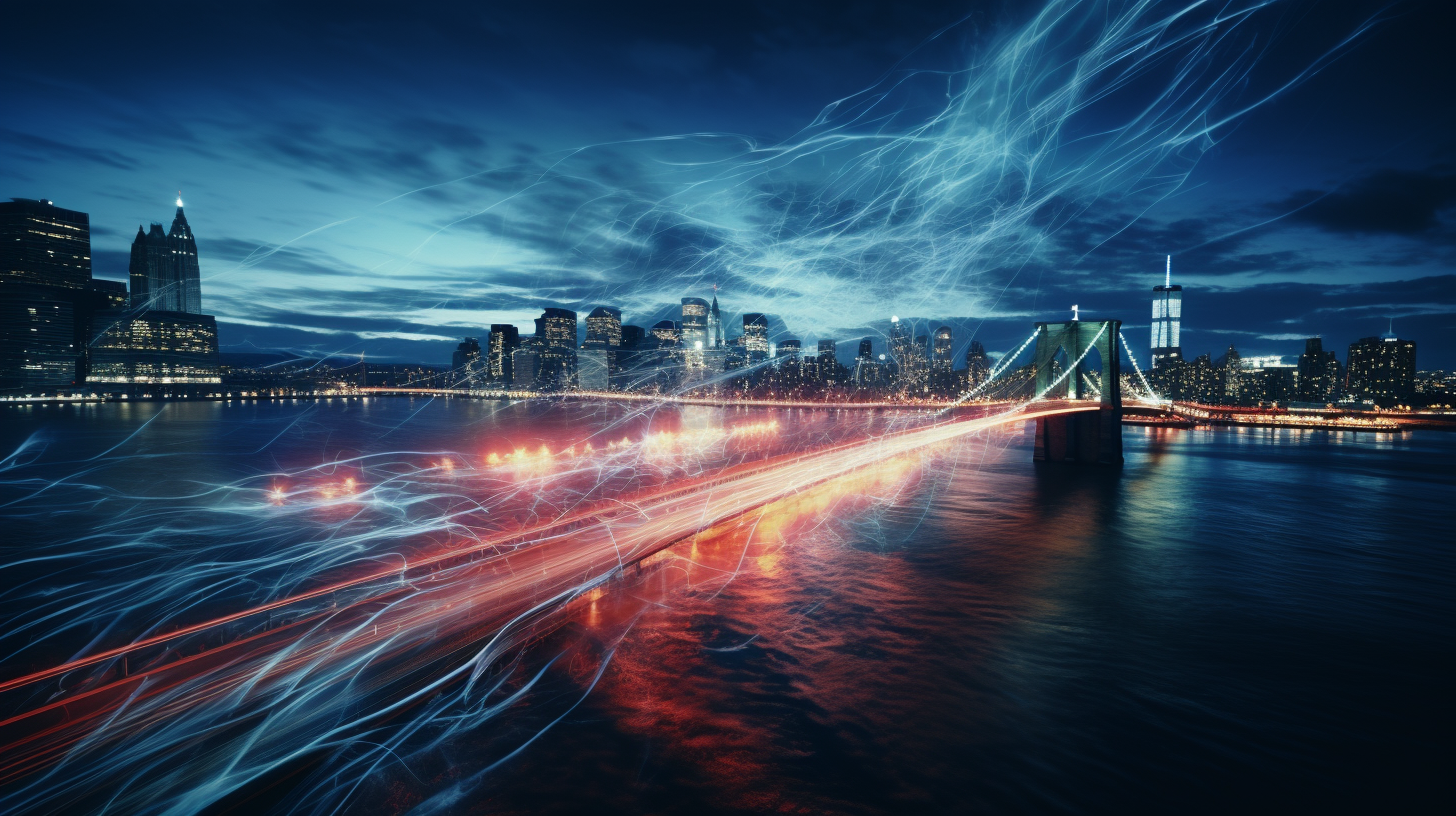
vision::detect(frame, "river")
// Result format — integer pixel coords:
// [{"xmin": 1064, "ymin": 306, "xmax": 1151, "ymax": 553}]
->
[{"xmin": 0, "ymin": 398, "xmax": 1450, "ymax": 814}]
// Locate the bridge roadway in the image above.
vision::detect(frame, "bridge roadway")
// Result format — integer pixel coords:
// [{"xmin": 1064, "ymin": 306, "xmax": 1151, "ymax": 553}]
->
[{"xmin": 0, "ymin": 401, "xmax": 1097, "ymax": 791}]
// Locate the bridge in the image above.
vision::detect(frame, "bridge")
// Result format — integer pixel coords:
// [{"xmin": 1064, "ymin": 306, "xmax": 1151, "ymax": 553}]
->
[{"xmin": 0, "ymin": 315, "xmax": 1271, "ymax": 807}]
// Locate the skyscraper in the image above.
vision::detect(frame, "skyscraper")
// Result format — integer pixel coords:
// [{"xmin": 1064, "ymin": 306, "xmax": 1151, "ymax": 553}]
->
[
  {"xmin": 816, "ymin": 339, "xmax": 838, "ymax": 386},
  {"xmin": 932, "ymin": 326, "xmax": 953, "ymax": 371},
  {"xmin": 1214, "ymin": 344, "xmax": 1243, "ymax": 404},
  {"xmin": 1347, "ymin": 332, "xmax": 1416, "ymax": 404},
  {"xmin": 487, "ymin": 324, "xmax": 520, "ymax": 383},
  {"xmin": 965, "ymin": 339, "xmax": 990, "ymax": 390},
  {"xmin": 681, "ymin": 297, "xmax": 710, "ymax": 352},
  {"xmin": 888, "ymin": 315, "xmax": 925, "ymax": 392},
  {"xmin": 0, "ymin": 290, "xmax": 75, "ymax": 391},
  {"xmin": 535, "ymin": 307, "xmax": 578, "ymax": 389},
  {"xmin": 129, "ymin": 197, "xmax": 203, "ymax": 313},
  {"xmin": 0, "ymin": 198, "xmax": 91, "ymax": 392},
  {"xmin": 620, "ymin": 325, "xmax": 645, "ymax": 349},
  {"xmin": 169, "ymin": 198, "xmax": 202, "ymax": 314},
  {"xmin": 585, "ymin": 306, "xmax": 623, "ymax": 348},
  {"xmin": 0, "ymin": 198, "xmax": 91, "ymax": 290},
  {"xmin": 649, "ymin": 320, "xmax": 681, "ymax": 346},
  {"xmin": 1296, "ymin": 337, "xmax": 1341, "ymax": 404},
  {"xmin": 1151, "ymin": 255, "xmax": 1183, "ymax": 369},
  {"xmin": 708, "ymin": 289, "xmax": 723, "ymax": 348},
  {"xmin": 743, "ymin": 313, "xmax": 768, "ymax": 362},
  {"xmin": 451, "ymin": 337, "xmax": 482, "ymax": 386}
]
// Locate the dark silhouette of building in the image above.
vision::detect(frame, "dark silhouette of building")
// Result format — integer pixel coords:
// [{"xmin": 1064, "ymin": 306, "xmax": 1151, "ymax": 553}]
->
[
  {"xmin": 1, "ymin": 198, "xmax": 91, "ymax": 290},
  {"xmin": 620, "ymin": 325, "xmax": 645, "ymax": 349},
  {"xmin": 487, "ymin": 324, "xmax": 520, "ymax": 384},
  {"xmin": 0, "ymin": 288, "xmax": 75, "ymax": 392},
  {"xmin": 0, "ymin": 199, "xmax": 93, "ymax": 392},
  {"xmin": 129, "ymin": 197, "xmax": 202, "ymax": 314},
  {"xmin": 708, "ymin": 290, "xmax": 723, "ymax": 348},
  {"xmin": 965, "ymin": 339, "xmax": 991, "ymax": 391},
  {"xmin": 1213, "ymin": 345, "xmax": 1243, "ymax": 404},
  {"xmin": 451, "ymin": 337, "xmax": 482, "ymax": 386},
  {"xmin": 1347, "ymin": 332, "xmax": 1416, "ymax": 404},
  {"xmin": 1296, "ymin": 337, "xmax": 1341, "ymax": 404}
]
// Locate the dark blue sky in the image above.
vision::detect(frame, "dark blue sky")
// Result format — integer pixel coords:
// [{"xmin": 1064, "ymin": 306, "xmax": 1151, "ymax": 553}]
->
[{"xmin": 4, "ymin": 0, "xmax": 1453, "ymax": 368}]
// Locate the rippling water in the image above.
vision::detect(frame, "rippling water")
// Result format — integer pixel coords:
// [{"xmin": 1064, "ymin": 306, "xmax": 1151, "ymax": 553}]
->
[{"xmin": 1, "ymin": 400, "xmax": 1451, "ymax": 815}]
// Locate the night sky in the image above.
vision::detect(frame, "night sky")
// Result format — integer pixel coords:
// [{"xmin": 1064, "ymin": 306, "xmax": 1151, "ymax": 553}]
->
[{"xmin": 4, "ymin": 0, "xmax": 1453, "ymax": 368}]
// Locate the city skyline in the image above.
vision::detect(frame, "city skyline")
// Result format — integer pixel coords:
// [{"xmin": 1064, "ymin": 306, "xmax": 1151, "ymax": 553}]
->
[{"xmin": 2, "ymin": 1, "xmax": 1452, "ymax": 368}]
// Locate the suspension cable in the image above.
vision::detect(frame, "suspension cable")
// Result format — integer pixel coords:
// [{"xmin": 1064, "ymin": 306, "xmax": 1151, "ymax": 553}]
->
[
  {"xmin": 943, "ymin": 327, "xmax": 1041, "ymax": 410},
  {"xmin": 1119, "ymin": 332, "xmax": 1162, "ymax": 402}
]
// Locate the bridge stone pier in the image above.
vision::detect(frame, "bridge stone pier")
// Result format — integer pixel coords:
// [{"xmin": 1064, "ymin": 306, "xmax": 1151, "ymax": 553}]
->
[{"xmin": 1032, "ymin": 319, "xmax": 1123, "ymax": 465}]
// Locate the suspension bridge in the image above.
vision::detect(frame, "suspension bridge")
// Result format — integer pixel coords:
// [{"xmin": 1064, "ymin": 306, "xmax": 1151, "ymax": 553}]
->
[{"xmin": 0, "ymin": 315, "xmax": 1173, "ymax": 798}]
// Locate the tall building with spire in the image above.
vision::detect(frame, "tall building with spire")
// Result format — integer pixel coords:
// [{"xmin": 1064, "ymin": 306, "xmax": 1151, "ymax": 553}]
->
[
  {"xmin": 169, "ymin": 196, "xmax": 202, "ymax": 313},
  {"xmin": 129, "ymin": 195, "xmax": 202, "ymax": 313},
  {"xmin": 1151, "ymin": 255, "xmax": 1183, "ymax": 369},
  {"xmin": 708, "ymin": 287, "xmax": 723, "ymax": 348},
  {"xmin": 91, "ymin": 195, "xmax": 219, "ymax": 388}
]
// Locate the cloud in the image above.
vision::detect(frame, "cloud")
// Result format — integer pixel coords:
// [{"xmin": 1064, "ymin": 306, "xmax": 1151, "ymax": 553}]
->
[
  {"xmin": 1276, "ymin": 167, "xmax": 1456, "ymax": 236},
  {"xmin": 0, "ymin": 129, "xmax": 138, "ymax": 170}
]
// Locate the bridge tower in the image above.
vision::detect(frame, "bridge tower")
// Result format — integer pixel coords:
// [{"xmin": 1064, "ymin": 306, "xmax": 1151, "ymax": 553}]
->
[{"xmin": 1031, "ymin": 318, "xmax": 1123, "ymax": 465}]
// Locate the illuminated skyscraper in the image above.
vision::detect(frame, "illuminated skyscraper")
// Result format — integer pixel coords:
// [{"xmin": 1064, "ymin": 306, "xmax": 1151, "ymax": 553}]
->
[
  {"xmin": 1347, "ymin": 331, "xmax": 1416, "ymax": 404},
  {"xmin": 681, "ymin": 297, "xmax": 710, "ymax": 352},
  {"xmin": 649, "ymin": 320, "xmax": 680, "ymax": 346},
  {"xmin": 1296, "ymin": 337, "xmax": 1341, "ymax": 404},
  {"xmin": 1151, "ymin": 255, "xmax": 1183, "ymax": 369},
  {"xmin": 708, "ymin": 289, "xmax": 723, "ymax": 348},
  {"xmin": 585, "ymin": 306, "xmax": 622, "ymax": 347},
  {"xmin": 0, "ymin": 198, "xmax": 91, "ymax": 290},
  {"xmin": 743, "ymin": 313, "xmax": 768, "ymax": 362},
  {"xmin": 932, "ymin": 326, "xmax": 953, "ymax": 371},
  {"xmin": 0, "ymin": 198, "xmax": 91, "ymax": 391},
  {"xmin": 535, "ymin": 307, "xmax": 578, "ymax": 389},
  {"xmin": 487, "ymin": 323, "xmax": 520, "ymax": 383},
  {"xmin": 815, "ymin": 339, "xmax": 838, "ymax": 386},
  {"xmin": 888, "ymin": 315, "xmax": 925, "ymax": 392},
  {"xmin": 965, "ymin": 339, "xmax": 990, "ymax": 390},
  {"xmin": 451, "ymin": 337, "xmax": 482, "ymax": 386},
  {"xmin": 87, "ymin": 311, "xmax": 221, "ymax": 385},
  {"xmin": 168, "ymin": 199, "xmax": 202, "ymax": 314}
]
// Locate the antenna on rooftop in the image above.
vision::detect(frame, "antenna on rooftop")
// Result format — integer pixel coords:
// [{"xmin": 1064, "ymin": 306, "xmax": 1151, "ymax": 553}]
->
[{"xmin": 1165, "ymin": 255, "xmax": 1171, "ymax": 288}]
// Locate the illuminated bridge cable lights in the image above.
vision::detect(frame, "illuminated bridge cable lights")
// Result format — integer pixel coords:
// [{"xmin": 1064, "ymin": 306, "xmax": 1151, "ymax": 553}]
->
[
  {"xmin": 1119, "ymin": 332, "xmax": 1163, "ymax": 403},
  {"xmin": 944, "ymin": 328, "xmax": 1041, "ymax": 410}
]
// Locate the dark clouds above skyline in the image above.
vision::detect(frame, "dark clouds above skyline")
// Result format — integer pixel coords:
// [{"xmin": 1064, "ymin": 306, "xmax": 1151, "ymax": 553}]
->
[{"xmin": 3, "ymin": 0, "xmax": 1454, "ymax": 368}]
